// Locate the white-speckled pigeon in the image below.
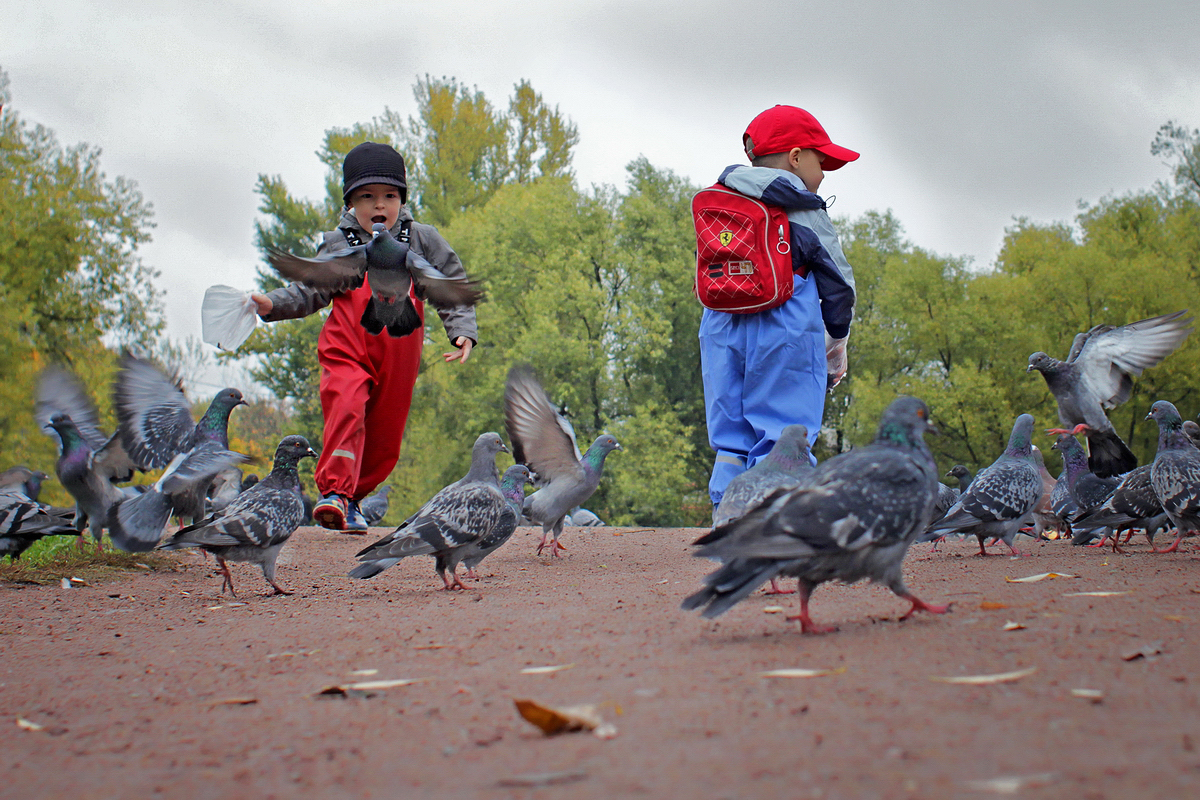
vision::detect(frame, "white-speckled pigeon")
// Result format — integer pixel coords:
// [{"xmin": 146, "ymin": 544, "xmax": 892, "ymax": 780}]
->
[
  {"xmin": 0, "ymin": 487, "xmax": 76, "ymax": 560},
  {"xmin": 1073, "ymin": 465, "xmax": 1166, "ymax": 551},
  {"xmin": 1146, "ymin": 401, "xmax": 1200, "ymax": 554},
  {"xmin": 460, "ymin": 464, "xmax": 535, "ymax": 579},
  {"xmin": 267, "ymin": 223, "xmax": 483, "ymax": 338},
  {"xmin": 159, "ymin": 435, "xmax": 317, "ymax": 595},
  {"xmin": 113, "ymin": 353, "xmax": 247, "ymax": 523},
  {"xmin": 924, "ymin": 415, "xmax": 1043, "ymax": 556},
  {"xmin": 504, "ymin": 366, "xmax": 622, "ymax": 557},
  {"xmin": 358, "ymin": 485, "xmax": 392, "ymax": 526},
  {"xmin": 682, "ymin": 397, "xmax": 946, "ymax": 633},
  {"xmin": 1027, "ymin": 310, "xmax": 1193, "ymax": 478},
  {"xmin": 348, "ymin": 433, "xmax": 510, "ymax": 589}
]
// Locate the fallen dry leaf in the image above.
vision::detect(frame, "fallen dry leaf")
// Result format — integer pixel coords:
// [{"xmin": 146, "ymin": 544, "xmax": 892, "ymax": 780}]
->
[
  {"xmin": 347, "ymin": 678, "xmax": 426, "ymax": 690},
  {"xmin": 349, "ymin": 669, "xmax": 378, "ymax": 676},
  {"xmin": 520, "ymin": 664, "xmax": 574, "ymax": 675},
  {"xmin": 1070, "ymin": 688, "xmax": 1104, "ymax": 702},
  {"xmin": 1121, "ymin": 641, "xmax": 1164, "ymax": 661},
  {"xmin": 1005, "ymin": 572, "xmax": 1075, "ymax": 583},
  {"xmin": 931, "ymin": 666, "xmax": 1037, "ymax": 685},
  {"xmin": 211, "ymin": 697, "xmax": 257, "ymax": 706},
  {"xmin": 1002, "ymin": 621, "xmax": 1026, "ymax": 631},
  {"xmin": 1164, "ymin": 615, "xmax": 1188, "ymax": 622},
  {"xmin": 1063, "ymin": 591, "xmax": 1131, "ymax": 597},
  {"xmin": 513, "ymin": 698, "xmax": 615, "ymax": 738},
  {"xmin": 496, "ymin": 770, "xmax": 589, "ymax": 788},
  {"xmin": 762, "ymin": 606, "xmax": 785, "ymax": 614},
  {"xmin": 963, "ymin": 772, "xmax": 1057, "ymax": 793},
  {"xmin": 16, "ymin": 717, "xmax": 43, "ymax": 731},
  {"xmin": 980, "ymin": 601, "xmax": 1009, "ymax": 610},
  {"xmin": 413, "ymin": 644, "xmax": 447, "ymax": 650},
  {"xmin": 759, "ymin": 667, "xmax": 847, "ymax": 678}
]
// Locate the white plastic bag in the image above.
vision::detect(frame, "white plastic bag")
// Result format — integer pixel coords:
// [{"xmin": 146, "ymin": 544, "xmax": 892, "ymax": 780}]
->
[{"xmin": 201, "ymin": 285, "xmax": 259, "ymax": 351}]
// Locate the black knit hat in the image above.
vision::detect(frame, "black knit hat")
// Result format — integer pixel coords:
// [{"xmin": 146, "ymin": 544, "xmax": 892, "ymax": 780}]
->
[{"xmin": 342, "ymin": 142, "xmax": 408, "ymax": 205}]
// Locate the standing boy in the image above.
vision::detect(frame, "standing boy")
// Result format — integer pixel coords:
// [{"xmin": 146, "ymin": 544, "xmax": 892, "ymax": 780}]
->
[
  {"xmin": 252, "ymin": 142, "xmax": 477, "ymax": 531},
  {"xmin": 699, "ymin": 105, "xmax": 858, "ymax": 511}
]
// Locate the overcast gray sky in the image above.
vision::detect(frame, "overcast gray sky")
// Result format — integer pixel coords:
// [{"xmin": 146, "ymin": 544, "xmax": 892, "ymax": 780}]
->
[{"xmin": 6, "ymin": 1, "xmax": 1200, "ymax": 376}]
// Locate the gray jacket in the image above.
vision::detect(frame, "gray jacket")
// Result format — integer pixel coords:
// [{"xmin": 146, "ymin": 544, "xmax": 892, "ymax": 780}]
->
[{"xmin": 262, "ymin": 207, "xmax": 479, "ymax": 344}]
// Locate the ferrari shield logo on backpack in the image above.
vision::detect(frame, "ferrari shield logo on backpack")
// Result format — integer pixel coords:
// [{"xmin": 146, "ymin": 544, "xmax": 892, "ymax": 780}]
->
[{"xmin": 691, "ymin": 184, "xmax": 802, "ymax": 314}]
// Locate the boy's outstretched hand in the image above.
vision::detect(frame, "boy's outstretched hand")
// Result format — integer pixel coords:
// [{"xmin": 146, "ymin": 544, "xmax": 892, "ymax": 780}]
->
[
  {"xmin": 444, "ymin": 336, "xmax": 473, "ymax": 364},
  {"xmin": 251, "ymin": 293, "xmax": 273, "ymax": 317}
]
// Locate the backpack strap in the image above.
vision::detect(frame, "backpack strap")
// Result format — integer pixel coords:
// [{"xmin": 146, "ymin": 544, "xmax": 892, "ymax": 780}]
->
[{"xmin": 338, "ymin": 219, "xmax": 411, "ymax": 248}]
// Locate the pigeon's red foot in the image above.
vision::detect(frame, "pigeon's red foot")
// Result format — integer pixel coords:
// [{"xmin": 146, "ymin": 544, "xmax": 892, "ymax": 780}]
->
[
  {"xmin": 1085, "ymin": 536, "xmax": 1110, "ymax": 548},
  {"xmin": 267, "ymin": 580, "xmax": 293, "ymax": 596},
  {"xmin": 464, "ymin": 567, "xmax": 479, "ymax": 580},
  {"xmin": 764, "ymin": 578, "xmax": 796, "ymax": 595},
  {"xmin": 785, "ymin": 612, "xmax": 838, "ymax": 634},
  {"xmin": 899, "ymin": 594, "xmax": 951, "ymax": 620},
  {"xmin": 1154, "ymin": 532, "xmax": 1184, "ymax": 554}
]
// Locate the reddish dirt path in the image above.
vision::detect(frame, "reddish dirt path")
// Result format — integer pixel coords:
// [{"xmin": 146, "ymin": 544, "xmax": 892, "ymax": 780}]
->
[{"xmin": 4, "ymin": 526, "xmax": 1200, "ymax": 799}]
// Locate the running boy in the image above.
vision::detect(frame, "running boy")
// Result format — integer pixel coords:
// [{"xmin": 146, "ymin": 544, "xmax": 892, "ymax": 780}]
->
[{"xmin": 252, "ymin": 142, "xmax": 477, "ymax": 531}]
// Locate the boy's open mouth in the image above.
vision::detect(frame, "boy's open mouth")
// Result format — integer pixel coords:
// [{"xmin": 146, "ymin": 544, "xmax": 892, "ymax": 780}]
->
[{"xmin": 372, "ymin": 215, "xmax": 387, "ymax": 224}]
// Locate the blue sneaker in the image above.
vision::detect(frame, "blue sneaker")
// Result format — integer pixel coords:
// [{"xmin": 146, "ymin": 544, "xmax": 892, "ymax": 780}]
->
[
  {"xmin": 344, "ymin": 500, "xmax": 369, "ymax": 532},
  {"xmin": 313, "ymin": 494, "xmax": 348, "ymax": 530}
]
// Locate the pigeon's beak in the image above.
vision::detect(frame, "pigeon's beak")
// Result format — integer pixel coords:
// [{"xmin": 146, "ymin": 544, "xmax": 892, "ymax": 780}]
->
[
  {"xmin": 1025, "ymin": 364, "xmax": 1035, "ymax": 373},
  {"xmin": 306, "ymin": 448, "xmax": 319, "ymax": 458},
  {"xmin": 499, "ymin": 443, "xmax": 510, "ymax": 453},
  {"xmin": 925, "ymin": 422, "xmax": 940, "ymax": 436},
  {"xmin": 1145, "ymin": 411, "xmax": 1154, "ymax": 421}
]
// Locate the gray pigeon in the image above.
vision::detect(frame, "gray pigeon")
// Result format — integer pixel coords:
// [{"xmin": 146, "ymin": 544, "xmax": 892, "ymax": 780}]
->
[
  {"xmin": 0, "ymin": 467, "xmax": 50, "ymax": 502},
  {"xmin": 707, "ymin": 424, "xmax": 814, "ymax": 595},
  {"xmin": 207, "ymin": 466, "xmax": 244, "ymax": 514},
  {"xmin": 504, "ymin": 366, "xmax": 622, "ymax": 557},
  {"xmin": 1050, "ymin": 433, "xmax": 1120, "ymax": 541},
  {"xmin": 267, "ymin": 223, "xmax": 483, "ymax": 338},
  {"xmin": 113, "ymin": 353, "xmax": 247, "ymax": 523},
  {"xmin": 1184, "ymin": 420, "xmax": 1200, "ymax": 449},
  {"xmin": 460, "ymin": 464, "xmax": 535, "ymax": 579},
  {"xmin": 0, "ymin": 487, "xmax": 76, "ymax": 560},
  {"xmin": 1027, "ymin": 310, "xmax": 1193, "ymax": 478},
  {"xmin": 358, "ymin": 485, "xmax": 392, "ymax": 526},
  {"xmin": 1146, "ymin": 400, "xmax": 1200, "ymax": 554},
  {"xmin": 43, "ymin": 414, "xmax": 128, "ymax": 550},
  {"xmin": 35, "ymin": 366, "xmax": 136, "ymax": 486},
  {"xmin": 1073, "ymin": 465, "xmax": 1166, "ymax": 551},
  {"xmin": 568, "ymin": 508, "xmax": 605, "ymax": 527},
  {"xmin": 348, "ymin": 433, "xmax": 510, "ymax": 589},
  {"xmin": 159, "ymin": 436, "xmax": 317, "ymax": 595},
  {"xmin": 682, "ymin": 397, "xmax": 946, "ymax": 633},
  {"xmin": 924, "ymin": 414, "xmax": 1043, "ymax": 556}
]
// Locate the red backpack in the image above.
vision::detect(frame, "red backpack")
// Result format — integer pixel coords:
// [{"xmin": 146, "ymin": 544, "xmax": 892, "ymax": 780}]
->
[{"xmin": 691, "ymin": 184, "xmax": 802, "ymax": 313}]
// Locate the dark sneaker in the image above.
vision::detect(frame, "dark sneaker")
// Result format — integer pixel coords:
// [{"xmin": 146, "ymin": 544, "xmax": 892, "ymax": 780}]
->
[
  {"xmin": 313, "ymin": 494, "xmax": 348, "ymax": 531},
  {"xmin": 344, "ymin": 500, "xmax": 369, "ymax": 532}
]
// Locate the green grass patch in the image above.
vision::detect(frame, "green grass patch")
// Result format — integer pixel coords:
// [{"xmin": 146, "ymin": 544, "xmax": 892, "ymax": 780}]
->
[{"xmin": 0, "ymin": 534, "xmax": 180, "ymax": 586}]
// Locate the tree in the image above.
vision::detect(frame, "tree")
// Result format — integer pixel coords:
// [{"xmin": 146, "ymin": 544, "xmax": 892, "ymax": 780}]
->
[{"xmin": 1151, "ymin": 121, "xmax": 1200, "ymax": 199}]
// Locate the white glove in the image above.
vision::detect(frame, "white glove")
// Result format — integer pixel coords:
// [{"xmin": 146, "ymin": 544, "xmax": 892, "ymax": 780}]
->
[{"xmin": 825, "ymin": 333, "xmax": 848, "ymax": 388}]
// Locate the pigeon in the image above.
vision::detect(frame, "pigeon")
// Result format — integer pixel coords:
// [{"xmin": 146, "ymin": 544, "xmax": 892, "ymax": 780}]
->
[
  {"xmin": 358, "ymin": 485, "xmax": 392, "ymax": 526},
  {"xmin": 682, "ymin": 397, "xmax": 946, "ymax": 633},
  {"xmin": 0, "ymin": 487, "xmax": 76, "ymax": 560},
  {"xmin": 504, "ymin": 366, "xmax": 622, "ymax": 557},
  {"xmin": 110, "ymin": 446, "xmax": 247, "ymax": 552},
  {"xmin": 159, "ymin": 435, "xmax": 317, "ymax": 596},
  {"xmin": 924, "ymin": 414, "xmax": 1043, "ymax": 557},
  {"xmin": 1027, "ymin": 446, "xmax": 1061, "ymax": 539},
  {"xmin": 35, "ymin": 366, "xmax": 136, "ymax": 486},
  {"xmin": 1050, "ymin": 433, "xmax": 1120, "ymax": 530},
  {"xmin": 43, "ymin": 414, "xmax": 129, "ymax": 550},
  {"xmin": 207, "ymin": 466, "xmax": 244, "ymax": 514},
  {"xmin": 1027, "ymin": 310, "xmax": 1193, "ymax": 478},
  {"xmin": 460, "ymin": 464, "xmax": 535, "ymax": 579},
  {"xmin": 568, "ymin": 508, "xmax": 605, "ymax": 527},
  {"xmin": 113, "ymin": 353, "xmax": 247, "ymax": 523},
  {"xmin": 1146, "ymin": 400, "xmax": 1200, "ymax": 554},
  {"xmin": 1073, "ymin": 465, "xmax": 1166, "ymax": 552},
  {"xmin": 707, "ymin": 424, "xmax": 814, "ymax": 595},
  {"xmin": 0, "ymin": 467, "xmax": 50, "ymax": 502},
  {"xmin": 349, "ymin": 433, "xmax": 511, "ymax": 589},
  {"xmin": 1185, "ymin": 420, "xmax": 1200, "ymax": 449},
  {"xmin": 266, "ymin": 223, "xmax": 484, "ymax": 338}
]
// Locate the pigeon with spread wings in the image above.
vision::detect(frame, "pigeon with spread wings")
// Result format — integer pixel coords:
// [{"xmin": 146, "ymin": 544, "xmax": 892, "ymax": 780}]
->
[
  {"xmin": 266, "ymin": 223, "xmax": 483, "ymax": 338},
  {"xmin": 504, "ymin": 366, "xmax": 622, "ymax": 558},
  {"xmin": 1027, "ymin": 310, "xmax": 1193, "ymax": 478}
]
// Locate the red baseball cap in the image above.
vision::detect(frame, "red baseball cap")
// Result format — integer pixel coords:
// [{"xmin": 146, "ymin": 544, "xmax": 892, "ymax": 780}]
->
[{"xmin": 743, "ymin": 105, "xmax": 860, "ymax": 170}]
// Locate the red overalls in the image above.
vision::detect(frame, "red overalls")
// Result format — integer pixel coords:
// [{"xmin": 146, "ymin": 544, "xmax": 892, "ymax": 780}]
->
[{"xmin": 314, "ymin": 275, "xmax": 424, "ymax": 502}]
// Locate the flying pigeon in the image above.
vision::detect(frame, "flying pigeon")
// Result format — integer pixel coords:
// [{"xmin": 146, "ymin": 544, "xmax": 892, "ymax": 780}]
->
[
  {"xmin": 1073, "ymin": 465, "xmax": 1166, "ymax": 552},
  {"xmin": 925, "ymin": 414, "xmax": 1043, "ymax": 557},
  {"xmin": 159, "ymin": 435, "xmax": 317, "ymax": 595},
  {"xmin": 266, "ymin": 223, "xmax": 484, "ymax": 338},
  {"xmin": 358, "ymin": 485, "xmax": 392, "ymax": 526},
  {"xmin": 1027, "ymin": 310, "xmax": 1193, "ymax": 478},
  {"xmin": 706, "ymin": 424, "xmax": 814, "ymax": 594},
  {"xmin": 682, "ymin": 397, "xmax": 946, "ymax": 633},
  {"xmin": 0, "ymin": 487, "xmax": 76, "ymax": 560},
  {"xmin": 504, "ymin": 366, "xmax": 622, "ymax": 557},
  {"xmin": 207, "ymin": 465, "xmax": 244, "ymax": 514},
  {"xmin": 113, "ymin": 353, "xmax": 247, "ymax": 523},
  {"xmin": 41, "ymin": 414, "xmax": 127, "ymax": 550},
  {"xmin": 110, "ymin": 446, "xmax": 247, "ymax": 552},
  {"xmin": 460, "ymin": 464, "xmax": 535, "ymax": 579},
  {"xmin": 349, "ymin": 433, "xmax": 511, "ymax": 589},
  {"xmin": 1146, "ymin": 400, "xmax": 1200, "ymax": 554},
  {"xmin": 35, "ymin": 366, "xmax": 136, "ymax": 486}
]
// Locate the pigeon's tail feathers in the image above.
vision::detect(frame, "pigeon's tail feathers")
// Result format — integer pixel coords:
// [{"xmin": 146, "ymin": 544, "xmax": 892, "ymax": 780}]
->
[
  {"xmin": 161, "ymin": 447, "xmax": 246, "ymax": 497},
  {"xmin": 1085, "ymin": 429, "xmax": 1137, "ymax": 479},
  {"xmin": 348, "ymin": 558, "xmax": 400, "ymax": 580},
  {"xmin": 109, "ymin": 490, "xmax": 174, "ymax": 552},
  {"xmin": 361, "ymin": 297, "xmax": 422, "ymax": 338},
  {"xmin": 681, "ymin": 558, "xmax": 781, "ymax": 618}
]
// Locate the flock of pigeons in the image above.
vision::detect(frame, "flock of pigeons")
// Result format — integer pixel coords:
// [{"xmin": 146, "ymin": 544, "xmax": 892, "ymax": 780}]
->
[
  {"xmin": 0, "ymin": 359, "xmax": 622, "ymax": 597},
  {"xmin": 4, "ymin": 310, "xmax": 1199, "ymax": 636}
]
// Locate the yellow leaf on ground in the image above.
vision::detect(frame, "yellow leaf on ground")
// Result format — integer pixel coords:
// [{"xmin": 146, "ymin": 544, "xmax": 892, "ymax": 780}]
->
[
  {"xmin": 931, "ymin": 666, "xmax": 1037, "ymax": 684},
  {"xmin": 759, "ymin": 667, "xmax": 847, "ymax": 678},
  {"xmin": 1005, "ymin": 572, "xmax": 1075, "ymax": 583}
]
